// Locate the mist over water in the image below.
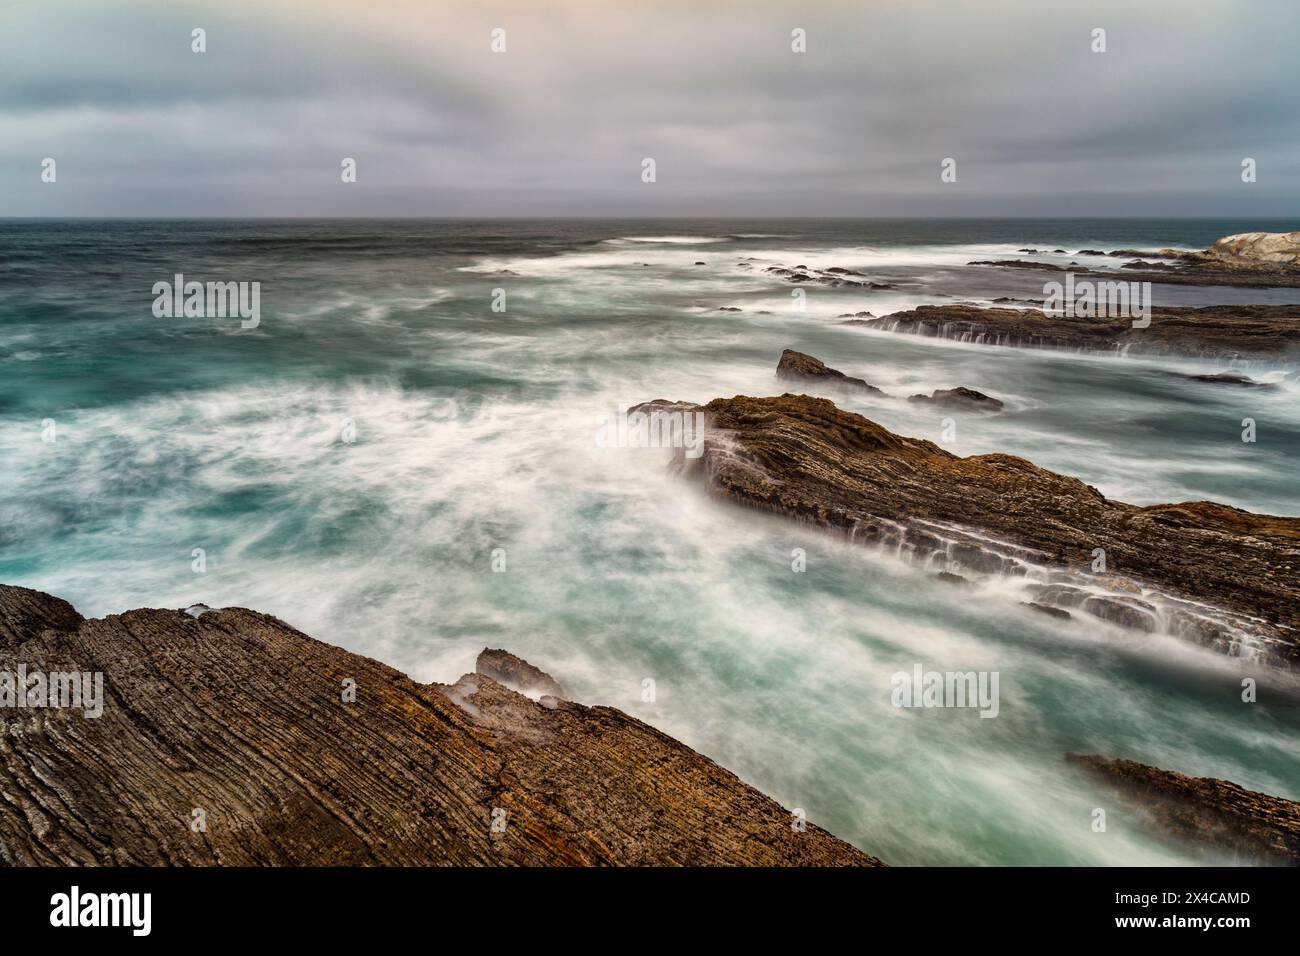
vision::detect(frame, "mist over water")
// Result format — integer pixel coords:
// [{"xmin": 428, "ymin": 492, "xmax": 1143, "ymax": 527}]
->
[{"xmin": 2, "ymin": 219, "xmax": 1298, "ymax": 865}]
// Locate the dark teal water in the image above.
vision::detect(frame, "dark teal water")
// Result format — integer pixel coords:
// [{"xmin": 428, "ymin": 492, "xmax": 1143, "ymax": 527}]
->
[{"xmin": 2, "ymin": 219, "xmax": 1297, "ymax": 864}]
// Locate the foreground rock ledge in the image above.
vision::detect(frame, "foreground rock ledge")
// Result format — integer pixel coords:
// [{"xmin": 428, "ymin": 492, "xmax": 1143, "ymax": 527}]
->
[
  {"xmin": 634, "ymin": 394, "xmax": 1299, "ymax": 665},
  {"xmin": 1067, "ymin": 754, "xmax": 1300, "ymax": 865},
  {"xmin": 0, "ymin": 585, "xmax": 879, "ymax": 866}
]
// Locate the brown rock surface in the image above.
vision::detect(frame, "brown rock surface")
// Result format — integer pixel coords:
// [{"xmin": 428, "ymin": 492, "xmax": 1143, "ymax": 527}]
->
[
  {"xmin": 1066, "ymin": 754, "xmax": 1300, "ymax": 865},
  {"xmin": 0, "ymin": 585, "xmax": 879, "ymax": 866},
  {"xmin": 635, "ymin": 394, "xmax": 1300, "ymax": 665},
  {"xmin": 475, "ymin": 648, "xmax": 565, "ymax": 700},
  {"xmin": 775, "ymin": 349, "xmax": 883, "ymax": 394},
  {"xmin": 861, "ymin": 303, "xmax": 1300, "ymax": 359}
]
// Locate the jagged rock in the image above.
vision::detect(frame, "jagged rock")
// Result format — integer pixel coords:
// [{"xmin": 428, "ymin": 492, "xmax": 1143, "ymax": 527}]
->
[
  {"xmin": 644, "ymin": 394, "xmax": 1300, "ymax": 666},
  {"xmin": 765, "ymin": 264, "xmax": 894, "ymax": 290},
  {"xmin": 1066, "ymin": 754, "xmax": 1300, "ymax": 865},
  {"xmin": 907, "ymin": 387, "xmax": 1004, "ymax": 412},
  {"xmin": 475, "ymin": 648, "xmax": 566, "ymax": 700},
  {"xmin": 0, "ymin": 584, "xmax": 879, "ymax": 867},
  {"xmin": 1077, "ymin": 250, "xmax": 1106, "ymax": 256},
  {"xmin": 775, "ymin": 349, "xmax": 884, "ymax": 395},
  {"xmin": 858, "ymin": 304, "xmax": 1300, "ymax": 359}
]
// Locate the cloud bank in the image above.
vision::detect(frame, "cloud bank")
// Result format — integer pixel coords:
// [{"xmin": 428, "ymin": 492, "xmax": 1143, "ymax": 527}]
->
[{"xmin": 2, "ymin": 0, "xmax": 1298, "ymax": 216}]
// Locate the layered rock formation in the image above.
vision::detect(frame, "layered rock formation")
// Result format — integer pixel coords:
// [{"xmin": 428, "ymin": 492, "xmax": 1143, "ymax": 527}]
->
[
  {"xmin": 0, "ymin": 585, "xmax": 879, "ymax": 866},
  {"xmin": 1067, "ymin": 754, "xmax": 1300, "ymax": 865},
  {"xmin": 634, "ymin": 394, "xmax": 1300, "ymax": 665},
  {"xmin": 859, "ymin": 303, "xmax": 1300, "ymax": 360}
]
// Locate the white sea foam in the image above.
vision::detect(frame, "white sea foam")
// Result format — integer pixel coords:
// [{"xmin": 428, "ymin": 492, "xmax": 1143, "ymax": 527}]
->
[{"xmin": 608, "ymin": 235, "xmax": 732, "ymax": 244}]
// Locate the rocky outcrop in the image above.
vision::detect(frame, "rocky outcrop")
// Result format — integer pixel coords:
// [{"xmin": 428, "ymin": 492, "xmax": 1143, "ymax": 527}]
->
[
  {"xmin": 907, "ymin": 387, "xmax": 1004, "ymax": 412},
  {"xmin": 1067, "ymin": 754, "xmax": 1300, "ymax": 865},
  {"xmin": 634, "ymin": 394, "xmax": 1300, "ymax": 666},
  {"xmin": 475, "ymin": 648, "xmax": 565, "ymax": 700},
  {"xmin": 859, "ymin": 304, "xmax": 1300, "ymax": 360},
  {"xmin": 765, "ymin": 265, "xmax": 895, "ymax": 289},
  {"xmin": 1200, "ymin": 231, "xmax": 1300, "ymax": 271},
  {"xmin": 970, "ymin": 232, "xmax": 1300, "ymax": 287},
  {"xmin": 0, "ymin": 585, "xmax": 879, "ymax": 866},
  {"xmin": 776, "ymin": 349, "xmax": 883, "ymax": 394}
]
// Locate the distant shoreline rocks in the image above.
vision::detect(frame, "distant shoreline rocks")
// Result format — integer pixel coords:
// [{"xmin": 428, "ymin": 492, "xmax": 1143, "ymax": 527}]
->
[{"xmin": 969, "ymin": 230, "xmax": 1300, "ymax": 288}]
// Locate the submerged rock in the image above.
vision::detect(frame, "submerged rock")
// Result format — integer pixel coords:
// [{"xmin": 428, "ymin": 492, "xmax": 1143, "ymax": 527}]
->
[
  {"xmin": 1066, "ymin": 754, "xmax": 1300, "ymax": 865},
  {"xmin": 775, "ymin": 349, "xmax": 884, "ymax": 394},
  {"xmin": 1185, "ymin": 372, "xmax": 1276, "ymax": 388},
  {"xmin": 764, "ymin": 264, "xmax": 894, "ymax": 290},
  {"xmin": 934, "ymin": 571, "xmax": 974, "ymax": 587},
  {"xmin": 968, "ymin": 259, "xmax": 1067, "ymax": 271},
  {"xmin": 0, "ymin": 584, "xmax": 879, "ymax": 866},
  {"xmin": 907, "ymin": 387, "xmax": 1004, "ymax": 412},
  {"xmin": 1021, "ymin": 602, "xmax": 1072, "ymax": 620}
]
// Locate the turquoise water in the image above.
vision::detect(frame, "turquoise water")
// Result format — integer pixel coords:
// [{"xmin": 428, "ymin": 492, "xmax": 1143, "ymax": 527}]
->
[{"xmin": 1, "ymin": 219, "xmax": 1298, "ymax": 864}]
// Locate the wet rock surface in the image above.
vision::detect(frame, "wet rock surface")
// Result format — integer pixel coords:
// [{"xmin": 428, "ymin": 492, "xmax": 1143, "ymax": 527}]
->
[
  {"xmin": 1067, "ymin": 754, "xmax": 1300, "ymax": 865},
  {"xmin": 907, "ymin": 386, "xmax": 1004, "ymax": 412},
  {"xmin": 1183, "ymin": 372, "xmax": 1277, "ymax": 388},
  {"xmin": 765, "ymin": 264, "xmax": 897, "ymax": 289},
  {"xmin": 0, "ymin": 584, "xmax": 879, "ymax": 866},
  {"xmin": 857, "ymin": 303, "xmax": 1300, "ymax": 359},
  {"xmin": 776, "ymin": 349, "xmax": 884, "ymax": 394},
  {"xmin": 639, "ymin": 394, "xmax": 1300, "ymax": 665}
]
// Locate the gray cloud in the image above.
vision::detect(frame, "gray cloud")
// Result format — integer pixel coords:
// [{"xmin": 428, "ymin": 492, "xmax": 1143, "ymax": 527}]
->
[{"xmin": 2, "ymin": 0, "xmax": 1298, "ymax": 216}]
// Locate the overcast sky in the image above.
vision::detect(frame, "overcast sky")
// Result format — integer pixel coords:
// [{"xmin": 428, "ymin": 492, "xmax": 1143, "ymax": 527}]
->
[{"xmin": 3, "ymin": 0, "xmax": 1298, "ymax": 217}]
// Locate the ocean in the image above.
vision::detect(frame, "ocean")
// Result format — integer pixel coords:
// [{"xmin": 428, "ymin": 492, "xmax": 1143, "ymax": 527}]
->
[{"xmin": 1, "ymin": 217, "xmax": 1297, "ymax": 864}]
